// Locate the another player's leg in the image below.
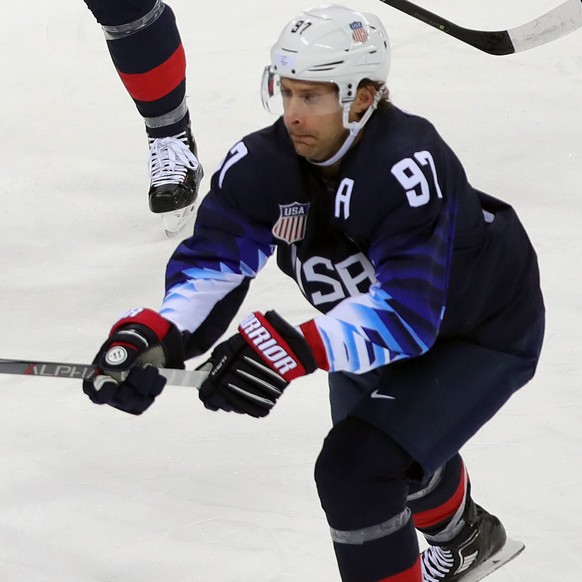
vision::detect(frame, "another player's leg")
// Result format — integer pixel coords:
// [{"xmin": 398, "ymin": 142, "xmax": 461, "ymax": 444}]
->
[
  {"xmin": 408, "ymin": 454, "xmax": 513, "ymax": 581},
  {"xmin": 83, "ymin": 0, "xmax": 203, "ymax": 235},
  {"xmin": 315, "ymin": 416, "xmax": 422, "ymax": 581}
]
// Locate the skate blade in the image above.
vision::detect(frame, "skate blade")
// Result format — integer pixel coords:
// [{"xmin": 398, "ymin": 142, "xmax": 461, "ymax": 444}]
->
[
  {"xmin": 161, "ymin": 204, "xmax": 196, "ymax": 238},
  {"xmin": 456, "ymin": 538, "xmax": 525, "ymax": 582}
]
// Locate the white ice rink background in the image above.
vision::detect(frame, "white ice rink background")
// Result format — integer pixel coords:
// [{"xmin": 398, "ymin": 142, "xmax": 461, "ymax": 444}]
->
[{"xmin": 0, "ymin": 0, "xmax": 580, "ymax": 580}]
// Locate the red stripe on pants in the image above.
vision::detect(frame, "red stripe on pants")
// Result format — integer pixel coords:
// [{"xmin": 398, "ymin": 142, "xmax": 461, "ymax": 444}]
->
[
  {"xmin": 378, "ymin": 556, "xmax": 422, "ymax": 581},
  {"xmin": 413, "ymin": 468, "xmax": 466, "ymax": 529},
  {"xmin": 117, "ymin": 45, "xmax": 186, "ymax": 102}
]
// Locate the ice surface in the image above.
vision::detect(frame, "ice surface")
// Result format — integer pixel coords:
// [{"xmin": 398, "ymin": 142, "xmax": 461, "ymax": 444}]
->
[{"xmin": 0, "ymin": 0, "xmax": 580, "ymax": 580}]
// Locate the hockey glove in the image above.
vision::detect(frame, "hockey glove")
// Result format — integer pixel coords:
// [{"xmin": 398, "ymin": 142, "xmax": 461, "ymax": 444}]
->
[
  {"xmin": 198, "ymin": 311, "xmax": 318, "ymax": 418},
  {"xmin": 83, "ymin": 308, "xmax": 185, "ymax": 415}
]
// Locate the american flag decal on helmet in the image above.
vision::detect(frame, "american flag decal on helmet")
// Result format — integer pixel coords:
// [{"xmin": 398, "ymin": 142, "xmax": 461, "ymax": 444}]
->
[
  {"xmin": 350, "ymin": 21, "xmax": 368, "ymax": 43},
  {"xmin": 272, "ymin": 202, "xmax": 310, "ymax": 244}
]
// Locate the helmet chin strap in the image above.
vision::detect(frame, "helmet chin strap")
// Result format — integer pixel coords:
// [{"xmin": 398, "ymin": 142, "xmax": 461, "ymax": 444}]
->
[{"xmin": 307, "ymin": 92, "xmax": 382, "ymax": 168}]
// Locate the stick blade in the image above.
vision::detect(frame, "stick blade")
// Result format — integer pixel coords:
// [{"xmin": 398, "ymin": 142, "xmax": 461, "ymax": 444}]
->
[{"xmin": 509, "ymin": 0, "xmax": 582, "ymax": 53}]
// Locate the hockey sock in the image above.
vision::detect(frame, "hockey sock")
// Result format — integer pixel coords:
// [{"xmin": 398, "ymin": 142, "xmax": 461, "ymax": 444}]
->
[
  {"xmin": 407, "ymin": 453, "xmax": 469, "ymax": 544},
  {"xmin": 315, "ymin": 417, "xmax": 422, "ymax": 581},
  {"xmin": 89, "ymin": 0, "xmax": 190, "ymax": 137}
]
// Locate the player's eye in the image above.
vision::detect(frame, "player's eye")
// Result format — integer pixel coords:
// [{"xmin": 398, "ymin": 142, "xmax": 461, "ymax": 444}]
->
[{"xmin": 303, "ymin": 94, "xmax": 320, "ymax": 105}]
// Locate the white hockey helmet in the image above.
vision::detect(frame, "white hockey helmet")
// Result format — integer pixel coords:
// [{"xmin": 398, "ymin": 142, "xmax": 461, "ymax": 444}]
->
[{"xmin": 261, "ymin": 4, "xmax": 391, "ymax": 113}]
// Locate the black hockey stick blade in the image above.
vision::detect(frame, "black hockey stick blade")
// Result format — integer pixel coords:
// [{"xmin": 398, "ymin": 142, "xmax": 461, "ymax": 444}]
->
[
  {"xmin": 379, "ymin": 0, "xmax": 582, "ymax": 55},
  {"xmin": 0, "ymin": 358, "xmax": 208, "ymax": 388}
]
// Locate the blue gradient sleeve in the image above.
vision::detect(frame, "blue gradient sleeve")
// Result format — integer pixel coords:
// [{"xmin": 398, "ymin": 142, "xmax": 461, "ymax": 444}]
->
[{"xmin": 161, "ymin": 194, "xmax": 275, "ymax": 350}]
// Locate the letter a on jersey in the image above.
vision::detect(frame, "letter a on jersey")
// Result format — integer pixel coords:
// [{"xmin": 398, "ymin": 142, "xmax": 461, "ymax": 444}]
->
[{"xmin": 272, "ymin": 202, "xmax": 310, "ymax": 244}]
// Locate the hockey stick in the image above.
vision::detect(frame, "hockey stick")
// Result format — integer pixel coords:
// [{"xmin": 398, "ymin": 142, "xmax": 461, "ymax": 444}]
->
[
  {"xmin": 378, "ymin": 0, "xmax": 582, "ymax": 55},
  {"xmin": 0, "ymin": 358, "xmax": 208, "ymax": 388}
]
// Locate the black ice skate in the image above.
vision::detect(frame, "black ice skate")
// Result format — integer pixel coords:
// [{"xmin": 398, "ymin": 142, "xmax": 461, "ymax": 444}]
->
[
  {"xmin": 421, "ymin": 501, "xmax": 524, "ymax": 582},
  {"xmin": 147, "ymin": 125, "xmax": 204, "ymax": 237}
]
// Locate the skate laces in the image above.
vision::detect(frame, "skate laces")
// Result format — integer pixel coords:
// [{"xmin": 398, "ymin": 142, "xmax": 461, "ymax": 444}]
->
[
  {"xmin": 148, "ymin": 132, "xmax": 199, "ymax": 188},
  {"xmin": 421, "ymin": 546, "xmax": 454, "ymax": 581}
]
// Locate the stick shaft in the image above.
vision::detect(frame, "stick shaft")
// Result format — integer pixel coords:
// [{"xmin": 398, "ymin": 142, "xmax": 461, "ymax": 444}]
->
[{"xmin": 0, "ymin": 358, "xmax": 208, "ymax": 388}]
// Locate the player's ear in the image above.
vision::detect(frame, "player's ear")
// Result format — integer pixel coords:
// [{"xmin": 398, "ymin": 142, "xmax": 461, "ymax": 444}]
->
[{"xmin": 351, "ymin": 85, "xmax": 376, "ymax": 118}]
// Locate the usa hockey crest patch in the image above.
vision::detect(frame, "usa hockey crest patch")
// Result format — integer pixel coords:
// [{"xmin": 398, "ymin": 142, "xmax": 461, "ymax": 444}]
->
[{"xmin": 272, "ymin": 202, "xmax": 310, "ymax": 244}]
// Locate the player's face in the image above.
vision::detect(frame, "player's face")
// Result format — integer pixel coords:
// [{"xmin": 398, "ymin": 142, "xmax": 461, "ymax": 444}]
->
[{"xmin": 281, "ymin": 79, "xmax": 347, "ymax": 162}]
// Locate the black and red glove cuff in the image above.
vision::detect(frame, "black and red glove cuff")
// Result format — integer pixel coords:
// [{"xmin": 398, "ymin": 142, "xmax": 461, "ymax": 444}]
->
[
  {"xmin": 237, "ymin": 310, "xmax": 317, "ymax": 381},
  {"xmin": 110, "ymin": 308, "xmax": 185, "ymax": 369}
]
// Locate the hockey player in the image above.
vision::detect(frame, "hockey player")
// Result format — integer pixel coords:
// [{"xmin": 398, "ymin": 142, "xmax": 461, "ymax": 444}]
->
[
  {"xmin": 83, "ymin": 0, "xmax": 203, "ymax": 235},
  {"xmin": 83, "ymin": 5, "xmax": 545, "ymax": 581}
]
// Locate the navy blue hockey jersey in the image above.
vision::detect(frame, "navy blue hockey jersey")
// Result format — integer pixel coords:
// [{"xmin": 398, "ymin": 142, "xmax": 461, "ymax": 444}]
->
[{"xmin": 161, "ymin": 107, "xmax": 543, "ymax": 374}]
